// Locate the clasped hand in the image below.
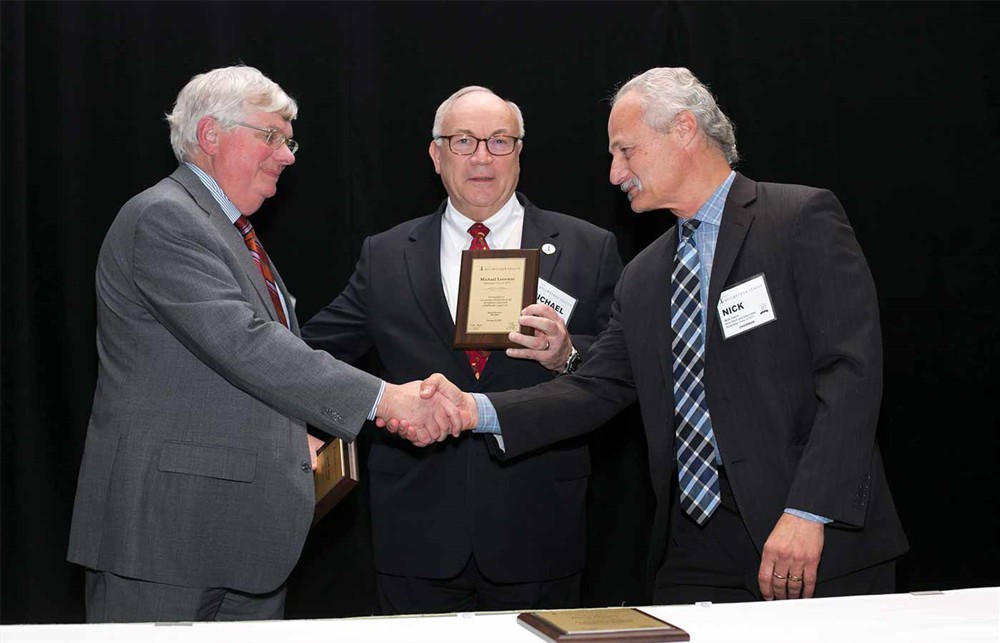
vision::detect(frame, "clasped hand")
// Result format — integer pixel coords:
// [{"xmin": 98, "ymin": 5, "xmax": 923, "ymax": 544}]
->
[
  {"xmin": 374, "ymin": 375, "xmax": 477, "ymax": 447},
  {"xmin": 374, "ymin": 378, "xmax": 475, "ymax": 447}
]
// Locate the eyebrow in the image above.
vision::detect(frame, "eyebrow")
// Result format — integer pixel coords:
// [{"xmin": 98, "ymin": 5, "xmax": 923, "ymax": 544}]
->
[
  {"xmin": 608, "ymin": 134, "xmax": 636, "ymax": 153},
  {"xmin": 451, "ymin": 128, "xmax": 512, "ymax": 137}
]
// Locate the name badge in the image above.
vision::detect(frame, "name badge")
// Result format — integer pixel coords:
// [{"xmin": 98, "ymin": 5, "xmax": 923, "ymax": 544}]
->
[
  {"xmin": 717, "ymin": 273, "xmax": 776, "ymax": 339},
  {"xmin": 537, "ymin": 278, "xmax": 577, "ymax": 324}
]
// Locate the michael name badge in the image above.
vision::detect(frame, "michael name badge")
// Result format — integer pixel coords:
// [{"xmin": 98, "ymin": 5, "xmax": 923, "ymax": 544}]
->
[
  {"xmin": 537, "ymin": 278, "xmax": 577, "ymax": 324},
  {"xmin": 716, "ymin": 273, "xmax": 776, "ymax": 340}
]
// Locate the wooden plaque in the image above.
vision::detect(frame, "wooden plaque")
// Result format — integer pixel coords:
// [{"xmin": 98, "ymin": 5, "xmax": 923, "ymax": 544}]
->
[
  {"xmin": 518, "ymin": 607, "xmax": 689, "ymax": 642},
  {"xmin": 453, "ymin": 248, "xmax": 540, "ymax": 350},
  {"xmin": 312, "ymin": 436, "xmax": 359, "ymax": 525}
]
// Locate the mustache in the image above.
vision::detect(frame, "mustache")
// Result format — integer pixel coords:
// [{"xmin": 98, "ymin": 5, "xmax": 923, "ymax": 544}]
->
[{"xmin": 620, "ymin": 177, "xmax": 642, "ymax": 199}]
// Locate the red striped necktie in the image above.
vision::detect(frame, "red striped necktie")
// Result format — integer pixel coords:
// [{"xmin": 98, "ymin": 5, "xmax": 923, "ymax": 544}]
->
[
  {"xmin": 234, "ymin": 215, "xmax": 289, "ymax": 328},
  {"xmin": 465, "ymin": 223, "xmax": 491, "ymax": 380}
]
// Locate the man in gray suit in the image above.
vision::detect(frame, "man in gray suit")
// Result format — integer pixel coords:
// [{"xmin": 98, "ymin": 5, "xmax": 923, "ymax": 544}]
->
[{"xmin": 67, "ymin": 65, "xmax": 464, "ymax": 623}]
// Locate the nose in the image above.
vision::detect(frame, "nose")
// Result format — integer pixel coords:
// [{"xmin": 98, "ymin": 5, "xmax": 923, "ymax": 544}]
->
[
  {"xmin": 470, "ymin": 140, "xmax": 493, "ymax": 164},
  {"xmin": 274, "ymin": 143, "xmax": 295, "ymax": 165},
  {"xmin": 609, "ymin": 156, "xmax": 628, "ymax": 185}
]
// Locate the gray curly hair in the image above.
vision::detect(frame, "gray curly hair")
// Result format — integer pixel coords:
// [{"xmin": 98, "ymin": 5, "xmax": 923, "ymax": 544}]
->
[{"xmin": 613, "ymin": 67, "xmax": 738, "ymax": 165}]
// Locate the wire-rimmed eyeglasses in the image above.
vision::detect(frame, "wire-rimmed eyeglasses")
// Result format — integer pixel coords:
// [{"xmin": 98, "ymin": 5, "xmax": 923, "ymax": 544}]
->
[{"xmin": 236, "ymin": 122, "xmax": 299, "ymax": 155}]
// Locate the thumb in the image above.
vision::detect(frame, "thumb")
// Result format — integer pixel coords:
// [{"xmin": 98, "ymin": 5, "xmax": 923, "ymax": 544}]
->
[{"xmin": 420, "ymin": 373, "xmax": 443, "ymax": 398}]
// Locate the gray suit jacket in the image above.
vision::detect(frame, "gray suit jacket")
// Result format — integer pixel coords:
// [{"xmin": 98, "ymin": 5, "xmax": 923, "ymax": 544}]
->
[{"xmin": 67, "ymin": 165, "xmax": 382, "ymax": 594}]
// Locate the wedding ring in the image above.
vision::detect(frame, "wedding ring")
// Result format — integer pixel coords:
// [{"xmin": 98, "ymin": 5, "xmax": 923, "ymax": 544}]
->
[
  {"xmin": 789, "ymin": 574, "xmax": 803, "ymax": 583},
  {"xmin": 772, "ymin": 572, "xmax": 787, "ymax": 580},
  {"xmin": 543, "ymin": 340, "xmax": 550, "ymax": 350}
]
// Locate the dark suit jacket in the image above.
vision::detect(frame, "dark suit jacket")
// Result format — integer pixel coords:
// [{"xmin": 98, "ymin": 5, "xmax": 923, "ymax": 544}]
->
[
  {"xmin": 68, "ymin": 165, "xmax": 382, "ymax": 594},
  {"xmin": 302, "ymin": 193, "xmax": 622, "ymax": 583},
  {"xmin": 488, "ymin": 175, "xmax": 908, "ymax": 584}
]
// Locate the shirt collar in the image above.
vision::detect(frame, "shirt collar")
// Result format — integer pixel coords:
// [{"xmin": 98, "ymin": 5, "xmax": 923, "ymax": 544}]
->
[
  {"xmin": 184, "ymin": 162, "xmax": 243, "ymax": 225},
  {"xmin": 442, "ymin": 192, "xmax": 522, "ymax": 248},
  {"xmin": 682, "ymin": 170, "xmax": 736, "ymax": 228}
]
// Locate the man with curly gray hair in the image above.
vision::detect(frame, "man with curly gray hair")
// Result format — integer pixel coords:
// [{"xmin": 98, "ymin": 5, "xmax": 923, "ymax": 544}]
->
[{"xmin": 67, "ymin": 65, "xmax": 466, "ymax": 623}]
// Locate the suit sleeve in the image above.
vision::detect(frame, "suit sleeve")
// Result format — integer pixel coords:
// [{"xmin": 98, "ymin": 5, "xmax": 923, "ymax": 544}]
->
[
  {"xmin": 569, "ymin": 230, "xmax": 624, "ymax": 357},
  {"xmin": 300, "ymin": 237, "xmax": 376, "ymax": 363},
  {"xmin": 784, "ymin": 190, "xmax": 883, "ymax": 527},
  {"xmin": 131, "ymin": 203, "xmax": 382, "ymax": 441},
  {"xmin": 489, "ymin": 266, "xmax": 639, "ymax": 459}
]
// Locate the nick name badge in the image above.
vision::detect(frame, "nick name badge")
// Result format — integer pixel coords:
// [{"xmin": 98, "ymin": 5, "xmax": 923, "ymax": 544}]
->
[
  {"xmin": 717, "ymin": 273, "xmax": 776, "ymax": 339},
  {"xmin": 537, "ymin": 278, "xmax": 576, "ymax": 324}
]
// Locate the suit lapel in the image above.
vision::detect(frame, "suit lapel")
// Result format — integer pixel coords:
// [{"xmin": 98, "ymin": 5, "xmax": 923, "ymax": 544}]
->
[
  {"xmin": 404, "ymin": 206, "xmax": 465, "ymax": 372},
  {"xmin": 169, "ymin": 166, "xmax": 280, "ymax": 325},
  {"xmin": 706, "ymin": 173, "xmax": 757, "ymax": 345},
  {"xmin": 653, "ymin": 230, "xmax": 679, "ymax": 401},
  {"xmin": 519, "ymin": 194, "xmax": 560, "ymax": 283}
]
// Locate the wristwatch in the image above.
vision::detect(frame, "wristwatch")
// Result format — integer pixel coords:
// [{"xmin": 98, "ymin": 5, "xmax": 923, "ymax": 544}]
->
[{"xmin": 563, "ymin": 347, "xmax": 582, "ymax": 374}]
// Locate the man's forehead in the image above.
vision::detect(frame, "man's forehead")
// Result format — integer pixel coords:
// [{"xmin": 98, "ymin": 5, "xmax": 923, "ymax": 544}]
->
[
  {"xmin": 443, "ymin": 94, "xmax": 516, "ymax": 132},
  {"xmin": 607, "ymin": 120, "xmax": 635, "ymax": 152},
  {"xmin": 608, "ymin": 100, "xmax": 646, "ymax": 149},
  {"xmin": 244, "ymin": 109, "xmax": 293, "ymax": 130}
]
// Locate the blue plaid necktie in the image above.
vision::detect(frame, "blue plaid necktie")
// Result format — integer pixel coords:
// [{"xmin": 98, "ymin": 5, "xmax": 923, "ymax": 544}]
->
[{"xmin": 671, "ymin": 219, "xmax": 721, "ymax": 525}]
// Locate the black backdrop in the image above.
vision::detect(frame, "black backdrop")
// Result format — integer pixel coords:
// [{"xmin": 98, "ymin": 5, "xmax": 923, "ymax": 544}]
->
[{"xmin": 2, "ymin": 0, "xmax": 997, "ymax": 625}]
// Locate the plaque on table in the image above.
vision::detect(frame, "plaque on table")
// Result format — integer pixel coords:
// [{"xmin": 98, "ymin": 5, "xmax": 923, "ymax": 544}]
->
[
  {"xmin": 312, "ymin": 436, "xmax": 359, "ymax": 525},
  {"xmin": 517, "ymin": 607, "xmax": 689, "ymax": 642},
  {"xmin": 454, "ymin": 248, "xmax": 540, "ymax": 350}
]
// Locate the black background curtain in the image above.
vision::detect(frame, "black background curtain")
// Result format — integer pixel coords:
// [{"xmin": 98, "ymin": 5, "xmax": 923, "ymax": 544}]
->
[{"xmin": 2, "ymin": 0, "xmax": 997, "ymax": 624}]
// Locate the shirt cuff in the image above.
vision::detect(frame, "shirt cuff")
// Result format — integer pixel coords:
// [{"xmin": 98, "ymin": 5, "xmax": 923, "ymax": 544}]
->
[
  {"xmin": 471, "ymin": 393, "xmax": 500, "ymax": 434},
  {"xmin": 367, "ymin": 380, "xmax": 386, "ymax": 422},
  {"xmin": 784, "ymin": 508, "xmax": 833, "ymax": 524}
]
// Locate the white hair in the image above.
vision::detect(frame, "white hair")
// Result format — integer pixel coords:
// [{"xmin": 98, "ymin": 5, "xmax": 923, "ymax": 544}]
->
[
  {"xmin": 166, "ymin": 65, "xmax": 298, "ymax": 163},
  {"xmin": 431, "ymin": 85, "xmax": 525, "ymax": 143},
  {"xmin": 613, "ymin": 67, "xmax": 739, "ymax": 165}
]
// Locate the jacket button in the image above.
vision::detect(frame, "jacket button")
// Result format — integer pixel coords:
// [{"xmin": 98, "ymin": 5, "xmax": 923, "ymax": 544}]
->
[{"xmin": 300, "ymin": 461, "xmax": 311, "ymax": 472}]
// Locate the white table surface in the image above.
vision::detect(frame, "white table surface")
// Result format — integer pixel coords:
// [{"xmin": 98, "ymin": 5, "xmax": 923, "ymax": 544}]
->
[{"xmin": 2, "ymin": 586, "xmax": 997, "ymax": 642}]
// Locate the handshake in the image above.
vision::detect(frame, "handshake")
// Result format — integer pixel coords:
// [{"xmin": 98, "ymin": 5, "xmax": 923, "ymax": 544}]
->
[{"xmin": 374, "ymin": 375, "xmax": 479, "ymax": 447}]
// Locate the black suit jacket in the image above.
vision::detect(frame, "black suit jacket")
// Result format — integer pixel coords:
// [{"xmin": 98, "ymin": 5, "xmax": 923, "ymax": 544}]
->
[
  {"xmin": 302, "ymin": 193, "xmax": 622, "ymax": 582},
  {"xmin": 488, "ymin": 175, "xmax": 908, "ymax": 584}
]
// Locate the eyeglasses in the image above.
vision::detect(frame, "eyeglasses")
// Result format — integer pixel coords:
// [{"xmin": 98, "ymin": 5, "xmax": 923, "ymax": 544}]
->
[
  {"xmin": 436, "ymin": 134, "xmax": 520, "ymax": 156},
  {"xmin": 235, "ymin": 122, "xmax": 299, "ymax": 155}
]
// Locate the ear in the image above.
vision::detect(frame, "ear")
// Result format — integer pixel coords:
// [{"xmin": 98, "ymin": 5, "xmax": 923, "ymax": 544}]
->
[
  {"xmin": 196, "ymin": 116, "xmax": 220, "ymax": 155},
  {"xmin": 429, "ymin": 139, "xmax": 443, "ymax": 175},
  {"xmin": 674, "ymin": 111, "xmax": 698, "ymax": 143}
]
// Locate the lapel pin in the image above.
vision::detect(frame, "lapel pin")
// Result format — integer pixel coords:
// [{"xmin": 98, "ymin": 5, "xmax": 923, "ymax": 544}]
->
[{"xmin": 542, "ymin": 243, "xmax": 556, "ymax": 255}]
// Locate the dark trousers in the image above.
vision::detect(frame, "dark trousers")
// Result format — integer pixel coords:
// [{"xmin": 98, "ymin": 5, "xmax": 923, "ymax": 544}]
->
[
  {"xmin": 654, "ymin": 470, "xmax": 896, "ymax": 605},
  {"xmin": 377, "ymin": 554, "xmax": 581, "ymax": 615},
  {"xmin": 85, "ymin": 569, "xmax": 286, "ymax": 623}
]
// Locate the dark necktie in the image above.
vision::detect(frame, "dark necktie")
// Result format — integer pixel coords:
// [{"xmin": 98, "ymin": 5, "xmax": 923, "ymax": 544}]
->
[
  {"xmin": 465, "ymin": 222, "xmax": 491, "ymax": 380},
  {"xmin": 671, "ymin": 219, "xmax": 720, "ymax": 524},
  {"xmin": 234, "ymin": 215, "xmax": 289, "ymax": 328}
]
